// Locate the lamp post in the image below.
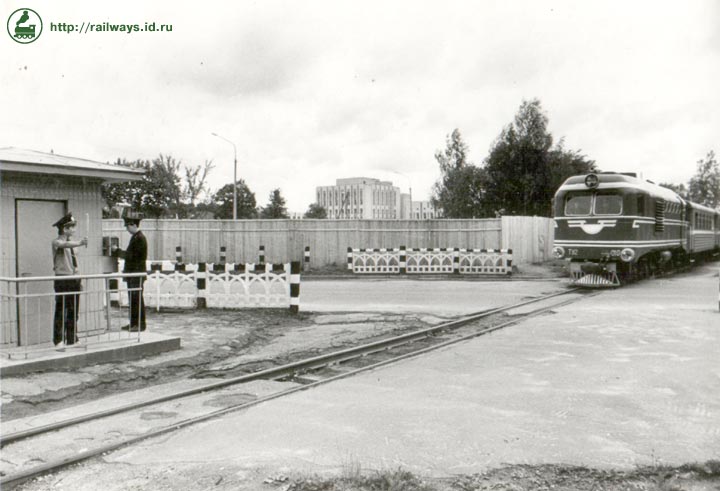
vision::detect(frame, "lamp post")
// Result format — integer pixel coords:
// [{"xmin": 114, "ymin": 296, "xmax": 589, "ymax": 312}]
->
[{"xmin": 211, "ymin": 132, "xmax": 238, "ymax": 220}]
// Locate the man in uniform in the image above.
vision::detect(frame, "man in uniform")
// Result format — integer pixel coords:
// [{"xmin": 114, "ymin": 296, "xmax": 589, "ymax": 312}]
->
[
  {"xmin": 112, "ymin": 211, "xmax": 148, "ymax": 331},
  {"xmin": 52, "ymin": 212, "xmax": 88, "ymax": 347}
]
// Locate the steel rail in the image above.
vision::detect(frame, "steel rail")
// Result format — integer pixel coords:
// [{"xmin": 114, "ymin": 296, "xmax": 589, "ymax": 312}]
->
[
  {"xmin": 0, "ymin": 287, "xmax": 579, "ymax": 448},
  {"xmin": 0, "ymin": 291, "xmax": 589, "ymax": 488}
]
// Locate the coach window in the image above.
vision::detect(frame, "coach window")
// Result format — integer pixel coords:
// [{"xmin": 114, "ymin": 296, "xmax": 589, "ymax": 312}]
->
[
  {"xmin": 594, "ymin": 194, "xmax": 622, "ymax": 215},
  {"xmin": 564, "ymin": 194, "xmax": 592, "ymax": 216}
]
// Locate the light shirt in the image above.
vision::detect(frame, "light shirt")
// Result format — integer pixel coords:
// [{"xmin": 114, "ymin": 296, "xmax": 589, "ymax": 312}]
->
[{"xmin": 52, "ymin": 237, "xmax": 79, "ymax": 276}]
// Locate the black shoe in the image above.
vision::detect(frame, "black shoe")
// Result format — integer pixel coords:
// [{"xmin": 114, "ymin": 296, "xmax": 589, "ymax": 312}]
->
[
  {"xmin": 127, "ymin": 326, "xmax": 146, "ymax": 332},
  {"xmin": 120, "ymin": 324, "xmax": 131, "ymax": 331}
]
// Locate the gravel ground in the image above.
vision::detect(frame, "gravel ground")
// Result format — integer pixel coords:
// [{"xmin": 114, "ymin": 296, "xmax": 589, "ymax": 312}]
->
[{"xmin": 0, "ymin": 309, "xmax": 451, "ymax": 420}]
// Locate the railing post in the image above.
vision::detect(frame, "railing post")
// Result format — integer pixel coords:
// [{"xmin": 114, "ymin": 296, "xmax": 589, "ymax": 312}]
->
[
  {"xmin": 303, "ymin": 246, "xmax": 310, "ymax": 272},
  {"xmin": 347, "ymin": 247, "xmax": 353, "ymax": 271},
  {"xmin": 258, "ymin": 245, "xmax": 265, "ymax": 265},
  {"xmin": 290, "ymin": 261, "xmax": 301, "ymax": 314},
  {"xmin": 196, "ymin": 262, "xmax": 207, "ymax": 309},
  {"xmin": 104, "ymin": 277, "xmax": 112, "ymax": 332},
  {"xmin": 399, "ymin": 246, "xmax": 407, "ymax": 274},
  {"xmin": 453, "ymin": 248, "xmax": 460, "ymax": 274}
]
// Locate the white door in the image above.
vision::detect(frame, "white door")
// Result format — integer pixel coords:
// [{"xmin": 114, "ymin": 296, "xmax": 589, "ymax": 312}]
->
[{"xmin": 16, "ymin": 199, "xmax": 66, "ymax": 345}]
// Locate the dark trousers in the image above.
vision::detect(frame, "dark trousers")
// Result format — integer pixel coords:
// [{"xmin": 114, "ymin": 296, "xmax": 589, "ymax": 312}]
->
[
  {"xmin": 126, "ymin": 277, "xmax": 146, "ymax": 329},
  {"xmin": 53, "ymin": 278, "xmax": 82, "ymax": 345}
]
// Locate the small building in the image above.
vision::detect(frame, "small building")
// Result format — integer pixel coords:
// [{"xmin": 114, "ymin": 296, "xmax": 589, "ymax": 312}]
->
[{"xmin": 0, "ymin": 148, "xmax": 143, "ymax": 346}]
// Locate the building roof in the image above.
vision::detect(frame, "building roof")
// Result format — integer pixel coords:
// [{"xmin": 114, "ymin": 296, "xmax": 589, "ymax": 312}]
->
[{"xmin": 0, "ymin": 147, "xmax": 144, "ymax": 182}]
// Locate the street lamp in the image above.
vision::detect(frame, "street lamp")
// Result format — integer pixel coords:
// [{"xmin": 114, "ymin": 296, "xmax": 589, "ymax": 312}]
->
[{"xmin": 211, "ymin": 132, "xmax": 238, "ymax": 220}]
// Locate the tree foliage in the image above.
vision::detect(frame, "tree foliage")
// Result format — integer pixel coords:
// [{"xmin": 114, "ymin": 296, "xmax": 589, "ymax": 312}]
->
[
  {"xmin": 304, "ymin": 203, "xmax": 327, "ymax": 219},
  {"xmin": 260, "ymin": 189, "xmax": 289, "ymax": 219},
  {"xmin": 482, "ymin": 99, "xmax": 596, "ymax": 217},
  {"xmin": 431, "ymin": 129, "xmax": 489, "ymax": 218},
  {"xmin": 687, "ymin": 150, "xmax": 720, "ymax": 208},
  {"xmin": 431, "ymin": 101, "xmax": 596, "ymax": 218},
  {"xmin": 212, "ymin": 180, "xmax": 258, "ymax": 219},
  {"xmin": 102, "ymin": 155, "xmax": 214, "ymax": 218}
]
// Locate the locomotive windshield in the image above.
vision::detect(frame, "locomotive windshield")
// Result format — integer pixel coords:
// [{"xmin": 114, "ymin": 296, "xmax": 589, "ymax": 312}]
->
[
  {"xmin": 594, "ymin": 194, "xmax": 622, "ymax": 215},
  {"xmin": 563, "ymin": 193, "xmax": 623, "ymax": 216},
  {"xmin": 564, "ymin": 194, "xmax": 592, "ymax": 216}
]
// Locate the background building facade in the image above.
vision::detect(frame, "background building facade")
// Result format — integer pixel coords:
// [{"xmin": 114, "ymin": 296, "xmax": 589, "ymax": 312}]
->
[{"xmin": 317, "ymin": 178, "xmax": 403, "ymax": 219}]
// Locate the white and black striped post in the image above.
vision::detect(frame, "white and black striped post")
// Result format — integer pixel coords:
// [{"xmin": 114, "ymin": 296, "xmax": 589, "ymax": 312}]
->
[
  {"xmin": 505, "ymin": 248, "xmax": 513, "ymax": 275},
  {"xmin": 219, "ymin": 246, "xmax": 227, "ymax": 265},
  {"xmin": 304, "ymin": 246, "xmax": 310, "ymax": 271},
  {"xmin": 175, "ymin": 246, "xmax": 182, "ymax": 266},
  {"xmin": 196, "ymin": 262, "xmax": 207, "ymax": 309},
  {"xmin": 259, "ymin": 245, "xmax": 265, "ymax": 265},
  {"xmin": 290, "ymin": 261, "xmax": 301, "ymax": 314},
  {"xmin": 399, "ymin": 245, "xmax": 407, "ymax": 274},
  {"xmin": 347, "ymin": 247, "xmax": 353, "ymax": 271},
  {"xmin": 453, "ymin": 248, "xmax": 460, "ymax": 274}
]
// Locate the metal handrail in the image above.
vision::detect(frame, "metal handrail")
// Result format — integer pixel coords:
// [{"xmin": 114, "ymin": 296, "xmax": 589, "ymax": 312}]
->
[{"xmin": 0, "ymin": 272, "xmax": 147, "ymax": 283}]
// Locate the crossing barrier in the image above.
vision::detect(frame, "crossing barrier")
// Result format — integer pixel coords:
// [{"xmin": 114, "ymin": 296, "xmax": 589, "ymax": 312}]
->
[
  {"xmin": 117, "ymin": 260, "xmax": 301, "ymax": 312},
  {"xmin": 348, "ymin": 247, "xmax": 513, "ymax": 275}
]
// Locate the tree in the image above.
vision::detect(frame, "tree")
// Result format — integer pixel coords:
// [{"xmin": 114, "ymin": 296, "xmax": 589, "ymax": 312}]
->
[
  {"xmin": 102, "ymin": 154, "xmax": 215, "ymax": 218},
  {"xmin": 304, "ymin": 203, "xmax": 327, "ymax": 219},
  {"xmin": 431, "ymin": 129, "xmax": 488, "ymax": 218},
  {"xmin": 659, "ymin": 182, "xmax": 688, "ymax": 199},
  {"xmin": 687, "ymin": 150, "xmax": 720, "ymax": 208},
  {"xmin": 482, "ymin": 99, "xmax": 596, "ymax": 217},
  {"xmin": 212, "ymin": 180, "xmax": 257, "ymax": 219},
  {"xmin": 260, "ymin": 189, "xmax": 289, "ymax": 219}
]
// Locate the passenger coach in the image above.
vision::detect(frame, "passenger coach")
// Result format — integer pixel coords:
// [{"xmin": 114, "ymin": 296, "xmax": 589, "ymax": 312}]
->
[{"xmin": 552, "ymin": 172, "xmax": 719, "ymax": 286}]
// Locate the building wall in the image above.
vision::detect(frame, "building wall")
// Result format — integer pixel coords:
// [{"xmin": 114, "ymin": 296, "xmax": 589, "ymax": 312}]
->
[
  {"xmin": 411, "ymin": 200, "xmax": 441, "ymax": 219},
  {"xmin": 0, "ymin": 172, "xmax": 111, "ymax": 278},
  {"xmin": 102, "ymin": 217, "xmax": 555, "ymax": 267},
  {"xmin": 1, "ymin": 172, "xmax": 115, "ymax": 346},
  {"xmin": 316, "ymin": 177, "xmax": 402, "ymax": 219}
]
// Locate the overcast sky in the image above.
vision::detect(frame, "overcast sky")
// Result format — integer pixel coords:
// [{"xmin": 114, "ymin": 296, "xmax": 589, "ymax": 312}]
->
[{"xmin": 2, "ymin": 0, "xmax": 718, "ymax": 212}]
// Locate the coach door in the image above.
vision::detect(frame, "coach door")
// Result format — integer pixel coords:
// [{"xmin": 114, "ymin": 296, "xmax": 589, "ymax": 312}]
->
[{"xmin": 15, "ymin": 199, "xmax": 66, "ymax": 345}]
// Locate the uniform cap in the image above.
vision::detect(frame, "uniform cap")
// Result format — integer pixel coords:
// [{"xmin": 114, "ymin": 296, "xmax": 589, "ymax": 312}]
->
[
  {"xmin": 123, "ymin": 210, "xmax": 144, "ymax": 225},
  {"xmin": 52, "ymin": 212, "xmax": 77, "ymax": 228}
]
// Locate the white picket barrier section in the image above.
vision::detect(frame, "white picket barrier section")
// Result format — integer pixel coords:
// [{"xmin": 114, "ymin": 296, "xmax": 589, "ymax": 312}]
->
[
  {"xmin": 406, "ymin": 248, "xmax": 455, "ymax": 274},
  {"xmin": 348, "ymin": 247, "xmax": 513, "ymax": 275},
  {"xmin": 116, "ymin": 260, "xmax": 300, "ymax": 310},
  {"xmin": 349, "ymin": 248, "xmax": 401, "ymax": 274}
]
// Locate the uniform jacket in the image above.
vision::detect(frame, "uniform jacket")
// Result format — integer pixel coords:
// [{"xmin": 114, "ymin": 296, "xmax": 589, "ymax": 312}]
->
[{"xmin": 116, "ymin": 231, "xmax": 148, "ymax": 275}]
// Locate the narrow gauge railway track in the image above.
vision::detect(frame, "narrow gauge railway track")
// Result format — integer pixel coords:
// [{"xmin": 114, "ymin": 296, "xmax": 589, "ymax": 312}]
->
[{"xmin": 1, "ymin": 288, "xmax": 592, "ymax": 488}]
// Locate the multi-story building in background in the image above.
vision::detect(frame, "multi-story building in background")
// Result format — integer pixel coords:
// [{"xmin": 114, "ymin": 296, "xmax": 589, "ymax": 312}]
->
[
  {"xmin": 411, "ymin": 200, "xmax": 441, "ymax": 219},
  {"xmin": 316, "ymin": 177, "xmax": 403, "ymax": 219},
  {"xmin": 315, "ymin": 177, "xmax": 442, "ymax": 219}
]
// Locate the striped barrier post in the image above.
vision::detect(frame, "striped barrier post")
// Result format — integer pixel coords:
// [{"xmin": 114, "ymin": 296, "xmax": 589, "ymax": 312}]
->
[
  {"xmin": 453, "ymin": 248, "xmax": 460, "ymax": 274},
  {"xmin": 259, "ymin": 245, "xmax": 265, "ymax": 265},
  {"xmin": 505, "ymin": 248, "xmax": 513, "ymax": 275},
  {"xmin": 219, "ymin": 246, "xmax": 226, "ymax": 265},
  {"xmin": 304, "ymin": 246, "xmax": 310, "ymax": 271},
  {"xmin": 196, "ymin": 262, "xmax": 207, "ymax": 309},
  {"xmin": 290, "ymin": 261, "xmax": 301, "ymax": 314},
  {"xmin": 347, "ymin": 247, "xmax": 353, "ymax": 271},
  {"xmin": 175, "ymin": 246, "xmax": 182, "ymax": 264},
  {"xmin": 399, "ymin": 245, "xmax": 407, "ymax": 274}
]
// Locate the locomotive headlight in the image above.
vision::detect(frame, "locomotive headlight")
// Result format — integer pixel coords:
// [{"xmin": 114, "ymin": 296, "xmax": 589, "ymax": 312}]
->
[
  {"xmin": 552, "ymin": 246, "xmax": 565, "ymax": 259},
  {"xmin": 620, "ymin": 248, "xmax": 635, "ymax": 262}
]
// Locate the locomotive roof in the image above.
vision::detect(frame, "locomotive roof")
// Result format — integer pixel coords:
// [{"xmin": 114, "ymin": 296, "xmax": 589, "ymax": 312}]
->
[{"xmin": 556, "ymin": 172, "xmax": 684, "ymax": 204}]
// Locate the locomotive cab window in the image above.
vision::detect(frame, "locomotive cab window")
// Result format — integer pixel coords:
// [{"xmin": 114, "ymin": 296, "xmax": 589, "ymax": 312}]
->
[
  {"xmin": 564, "ymin": 194, "xmax": 592, "ymax": 216},
  {"xmin": 594, "ymin": 194, "xmax": 622, "ymax": 215}
]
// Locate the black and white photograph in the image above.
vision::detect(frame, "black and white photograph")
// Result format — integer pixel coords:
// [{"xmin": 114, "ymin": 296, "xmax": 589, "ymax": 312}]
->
[{"xmin": 1, "ymin": 1, "xmax": 719, "ymax": 489}]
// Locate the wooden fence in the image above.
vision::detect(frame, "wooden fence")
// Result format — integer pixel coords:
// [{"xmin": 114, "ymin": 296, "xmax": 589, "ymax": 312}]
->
[{"xmin": 102, "ymin": 217, "xmax": 554, "ymax": 267}]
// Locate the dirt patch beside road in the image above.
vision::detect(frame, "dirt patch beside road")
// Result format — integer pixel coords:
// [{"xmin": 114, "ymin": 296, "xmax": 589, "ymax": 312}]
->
[{"xmin": 0, "ymin": 309, "xmax": 450, "ymax": 420}]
